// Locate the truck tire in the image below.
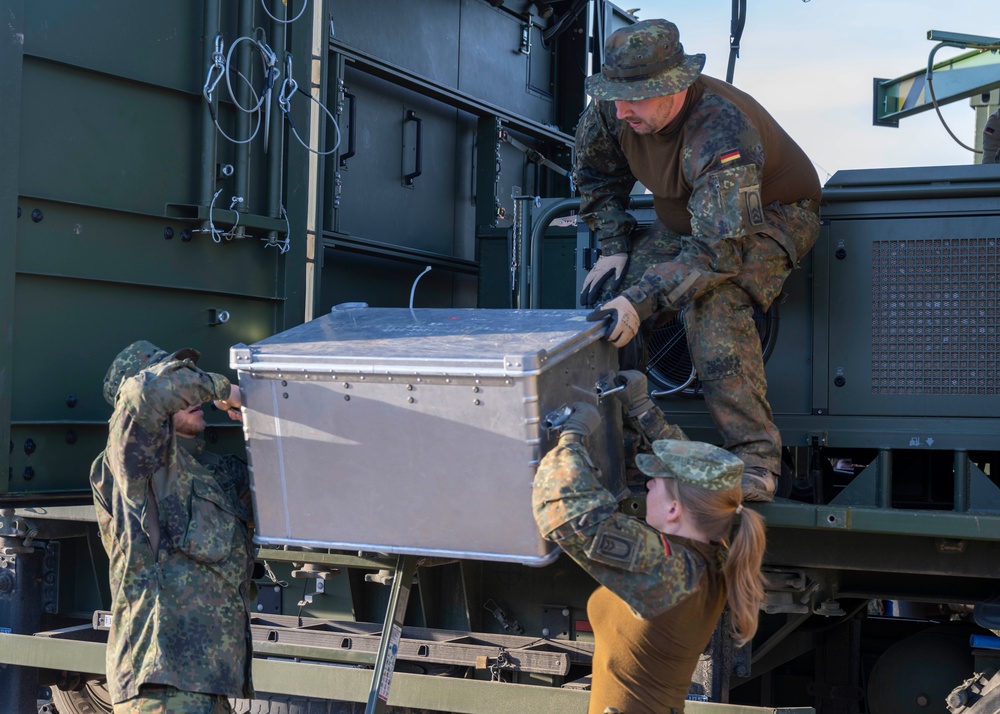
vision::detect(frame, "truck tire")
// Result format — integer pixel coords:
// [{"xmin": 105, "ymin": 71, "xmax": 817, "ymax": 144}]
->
[
  {"xmin": 868, "ymin": 628, "xmax": 974, "ymax": 714},
  {"xmin": 50, "ymin": 682, "xmax": 113, "ymax": 713},
  {"xmin": 231, "ymin": 697, "xmax": 351, "ymax": 714}
]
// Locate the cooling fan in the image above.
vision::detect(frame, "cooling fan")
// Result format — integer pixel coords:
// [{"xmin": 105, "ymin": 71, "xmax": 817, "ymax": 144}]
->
[{"xmin": 646, "ymin": 304, "xmax": 779, "ymax": 397}]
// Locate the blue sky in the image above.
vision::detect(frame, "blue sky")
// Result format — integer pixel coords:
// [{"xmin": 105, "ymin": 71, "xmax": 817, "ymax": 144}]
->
[{"xmin": 629, "ymin": 0, "xmax": 998, "ymax": 181}]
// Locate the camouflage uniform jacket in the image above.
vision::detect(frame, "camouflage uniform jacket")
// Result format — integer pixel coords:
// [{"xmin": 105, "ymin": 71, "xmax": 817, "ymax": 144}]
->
[
  {"xmin": 90, "ymin": 358, "xmax": 254, "ymax": 704},
  {"xmin": 574, "ymin": 75, "xmax": 821, "ymax": 319},
  {"xmin": 532, "ymin": 433, "xmax": 720, "ymax": 620}
]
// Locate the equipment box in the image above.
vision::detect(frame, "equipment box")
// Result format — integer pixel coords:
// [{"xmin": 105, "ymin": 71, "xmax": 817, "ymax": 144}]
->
[{"xmin": 232, "ymin": 307, "xmax": 622, "ymax": 565}]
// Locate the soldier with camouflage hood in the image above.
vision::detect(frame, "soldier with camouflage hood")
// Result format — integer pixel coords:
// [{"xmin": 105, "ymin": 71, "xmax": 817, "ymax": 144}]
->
[
  {"xmin": 577, "ymin": 19, "xmax": 822, "ymax": 501},
  {"xmin": 91, "ymin": 340, "xmax": 254, "ymax": 712},
  {"xmin": 532, "ymin": 396, "xmax": 767, "ymax": 714}
]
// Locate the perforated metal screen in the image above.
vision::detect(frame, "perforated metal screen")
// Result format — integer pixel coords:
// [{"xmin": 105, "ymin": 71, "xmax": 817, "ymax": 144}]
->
[{"xmin": 872, "ymin": 238, "xmax": 1000, "ymax": 395}]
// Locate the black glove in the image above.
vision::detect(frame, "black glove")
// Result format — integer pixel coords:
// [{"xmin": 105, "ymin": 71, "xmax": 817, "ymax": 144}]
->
[
  {"xmin": 586, "ymin": 295, "xmax": 640, "ymax": 348},
  {"xmin": 579, "ymin": 253, "xmax": 629, "ymax": 307},
  {"xmin": 613, "ymin": 370, "xmax": 654, "ymax": 418},
  {"xmin": 561, "ymin": 402, "xmax": 602, "ymax": 439}
]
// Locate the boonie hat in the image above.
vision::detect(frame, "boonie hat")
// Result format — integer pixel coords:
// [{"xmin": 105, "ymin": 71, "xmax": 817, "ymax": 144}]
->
[
  {"xmin": 635, "ymin": 439, "xmax": 743, "ymax": 491},
  {"xmin": 585, "ymin": 19, "xmax": 705, "ymax": 102},
  {"xmin": 103, "ymin": 340, "xmax": 200, "ymax": 405}
]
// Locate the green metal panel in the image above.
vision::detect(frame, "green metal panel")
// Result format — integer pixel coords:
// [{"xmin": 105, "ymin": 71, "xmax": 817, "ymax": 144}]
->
[
  {"xmin": 19, "ymin": 53, "xmax": 200, "ymax": 214},
  {"xmin": 320, "ymin": 0, "xmax": 577, "ymax": 312},
  {"xmin": 3, "ymin": 1, "xmax": 315, "ymax": 498},
  {"xmin": 11, "ymin": 273, "xmax": 274, "ymax": 423},
  {"xmin": 14, "ymin": 200, "xmax": 281, "ymax": 302},
  {"xmin": 333, "ymin": 68, "xmax": 462, "ymax": 256},
  {"xmin": 319, "ymin": 246, "xmax": 467, "ymax": 309},
  {"xmin": 478, "ymin": 229, "xmax": 577, "ymax": 309},
  {"xmin": 822, "ymin": 168, "xmax": 1000, "ymax": 419},
  {"xmin": 0, "ymin": 0, "xmax": 25, "ymax": 497},
  {"xmin": 328, "ymin": 0, "xmax": 576, "ymax": 133},
  {"xmin": 23, "ymin": 2, "xmax": 211, "ymax": 93},
  {"xmin": 7, "ymin": 275, "xmax": 270, "ymax": 496},
  {"xmin": 457, "ymin": 0, "xmax": 560, "ymax": 124}
]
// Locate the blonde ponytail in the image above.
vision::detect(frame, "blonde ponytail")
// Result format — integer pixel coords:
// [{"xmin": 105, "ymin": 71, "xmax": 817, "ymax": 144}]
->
[
  {"xmin": 722, "ymin": 506, "xmax": 766, "ymax": 645},
  {"xmin": 668, "ymin": 480, "xmax": 768, "ymax": 646}
]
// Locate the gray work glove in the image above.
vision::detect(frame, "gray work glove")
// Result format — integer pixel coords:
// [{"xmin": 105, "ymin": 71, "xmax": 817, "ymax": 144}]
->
[
  {"xmin": 561, "ymin": 402, "xmax": 602, "ymax": 439},
  {"xmin": 579, "ymin": 253, "xmax": 629, "ymax": 307},
  {"xmin": 613, "ymin": 370, "xmax": 654, "ymax": 418}
]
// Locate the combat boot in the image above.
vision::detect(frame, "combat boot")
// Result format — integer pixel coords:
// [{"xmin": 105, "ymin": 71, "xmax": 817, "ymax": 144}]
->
[{"xmin": 741, "ymin": 466, "xmax": 776, "ymax": 502}]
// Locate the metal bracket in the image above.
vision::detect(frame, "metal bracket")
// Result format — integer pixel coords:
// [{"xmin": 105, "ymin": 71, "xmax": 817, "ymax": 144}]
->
[
  {"xmin": 540, "ymin": 605, "xmax": 571, "ymax": 640},
  {"xmin": 297, "ymin": 578, "xmax": 326, "ymax": 608}
]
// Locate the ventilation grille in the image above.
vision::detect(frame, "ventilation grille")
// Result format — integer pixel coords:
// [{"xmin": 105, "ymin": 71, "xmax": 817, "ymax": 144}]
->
[{"xmin": 872, "ymin": 238, "xmax": 999, "ymax": 395}]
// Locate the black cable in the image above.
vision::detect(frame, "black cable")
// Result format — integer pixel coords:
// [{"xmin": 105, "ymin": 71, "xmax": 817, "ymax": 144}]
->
[
  {"xmin": 542, "ymin": 0, "xmax": 588, "ymax": 43},
  {"xmin": 726, "ymin": 0, "xmax": 747, "ymax": 84}
]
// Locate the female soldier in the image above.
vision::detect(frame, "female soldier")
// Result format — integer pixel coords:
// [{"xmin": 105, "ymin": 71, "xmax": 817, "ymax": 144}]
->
[{"xmin": 532, "ymin": 372, "xmax": 767, "ymax": 714}]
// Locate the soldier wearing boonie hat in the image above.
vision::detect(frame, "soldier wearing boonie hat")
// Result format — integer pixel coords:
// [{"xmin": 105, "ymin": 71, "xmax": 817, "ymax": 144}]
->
[
  {"xmin": 532, "ymin": 400, "xmax": 767, "ymax": 714},
  {"xmin": 91, "ymin": 340, "xmax": 254, "ymax": 710},
  {"xmin": 575, "ymin": 18, "xmax": 823, "ymax": 504},
  {"xmin": 584, "ymin": 19, "xmax": 705, "ymax": 102}
]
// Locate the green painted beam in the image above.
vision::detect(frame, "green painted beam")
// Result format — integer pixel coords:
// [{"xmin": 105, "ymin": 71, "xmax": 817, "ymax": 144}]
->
[
  {"xmin": 256, "ymin": 547, "xmax": 396, "ymax": 570},
  {"xmin": 874, "ymin": 33, "xmax": 1000, "ymax": 125},
  {"xmin": 252, "ymin": 641, "xmax": 376, "ymax": 666},
  {"xmin": 0, "ymin": 634, "xmax": 105, "ymax": 675},
  {"xmin": 756, "ymin": 501, "xmax": 1000, "ymax": 540},
  {"xmin": 0, "ymin": 634, "xmax": 814, "ymax": 713}
]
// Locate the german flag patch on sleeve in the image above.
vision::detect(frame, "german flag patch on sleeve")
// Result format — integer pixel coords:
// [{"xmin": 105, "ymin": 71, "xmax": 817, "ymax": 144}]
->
[{"xmin": 720, "ymin": 150, "xmax": 741, "ymax": 164}]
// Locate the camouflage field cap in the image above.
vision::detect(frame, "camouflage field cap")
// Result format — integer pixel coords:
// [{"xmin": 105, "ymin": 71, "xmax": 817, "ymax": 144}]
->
[
  {"xmin": 585, "ymin": 19, "xmax": 705, "ymax": 102},
  {"xmin": 102, "ymin": 340, "xmax": 200, "ymax": 405},
  {"xmin": 635, "ymin": 439, "xmax": 743, "ymax": 491}
]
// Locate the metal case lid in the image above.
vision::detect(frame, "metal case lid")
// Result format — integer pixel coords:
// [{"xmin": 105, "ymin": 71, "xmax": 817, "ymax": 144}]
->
[{"xmin": 231, "ymin": 307, "xmax": 606, "ymax": 377}]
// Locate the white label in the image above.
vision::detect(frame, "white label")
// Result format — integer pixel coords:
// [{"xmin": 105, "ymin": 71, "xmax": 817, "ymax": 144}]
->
[{"xmin": 376, "ymin": 624, "xmax": 403, "ymax": 702}]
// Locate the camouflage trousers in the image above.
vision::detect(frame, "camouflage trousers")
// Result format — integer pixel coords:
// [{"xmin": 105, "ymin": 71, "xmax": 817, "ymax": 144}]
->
[
  {"xmin": 603, "ymin": 202, "xmax": 819, "ymax": 475},
  {"xmin": 114, "ymin": 685, "xmax": 231, "ymax": 714}
]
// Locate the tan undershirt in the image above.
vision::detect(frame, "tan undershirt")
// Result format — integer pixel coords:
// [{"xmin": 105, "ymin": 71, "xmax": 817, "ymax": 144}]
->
[
  {"xmin": 586, "ymin": 538, "xmax": 727, "ymax": 714},
  {"xmin": 620, "ymin": 75, "xmax": 822, "ymax": 235}
]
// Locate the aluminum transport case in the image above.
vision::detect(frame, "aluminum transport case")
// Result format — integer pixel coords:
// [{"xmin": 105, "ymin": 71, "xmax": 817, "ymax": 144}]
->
[{"xmin": 232, "ymin": 307, "xmax": 623, "ymax": 565}]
